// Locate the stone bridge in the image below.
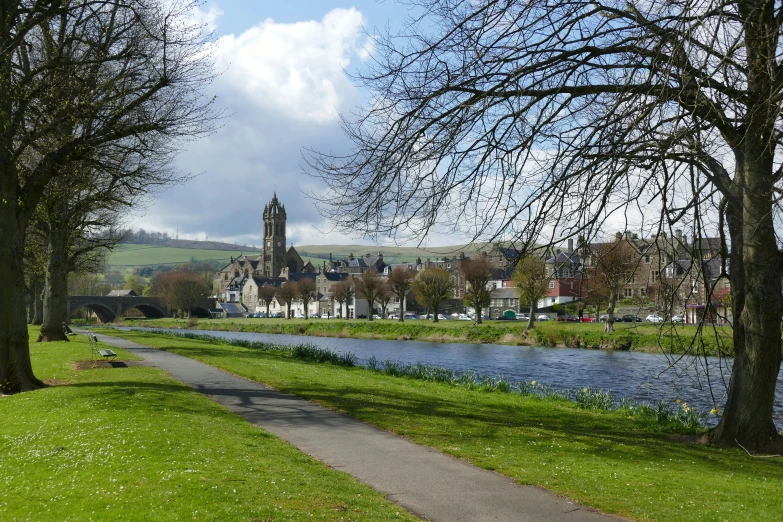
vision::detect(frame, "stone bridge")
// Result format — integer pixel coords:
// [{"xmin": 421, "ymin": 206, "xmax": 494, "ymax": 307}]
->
[{"xmin": 68, "ymin": 295, "xmax": 213, "ymax": 323}]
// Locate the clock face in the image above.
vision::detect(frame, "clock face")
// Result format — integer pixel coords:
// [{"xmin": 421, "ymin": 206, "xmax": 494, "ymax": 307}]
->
[
  {"xmin": 266, "ymin": 241, "xmax": 270, "ymax": 248},
  {"xmin": 277, "ymin": 242, "xmax": 281, "ymax": 247}
]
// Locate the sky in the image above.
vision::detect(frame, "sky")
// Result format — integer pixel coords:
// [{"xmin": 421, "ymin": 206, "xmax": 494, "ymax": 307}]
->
[{"xmin": 132, "ymin": 1, "xmax": 434, "ymax": 248}]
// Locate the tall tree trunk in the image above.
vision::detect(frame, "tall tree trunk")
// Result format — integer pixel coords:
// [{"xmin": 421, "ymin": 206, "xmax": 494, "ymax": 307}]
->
[
  {"xmin": 33, "ymin": 286, "xmax": 43, "ymax": 326},
  {"xmin": 706, "ymin": 162, "xmax": 782, "ymax": 451},
  {"xmin": 39, "ymin": 224, "xmax": 70, "ymax": 342},
  {"xmin": 0, "ymin": 179, "xmax": 45, "ymax": 393}
]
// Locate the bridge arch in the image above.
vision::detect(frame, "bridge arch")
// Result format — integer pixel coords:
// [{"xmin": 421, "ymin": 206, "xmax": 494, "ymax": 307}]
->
[
  {"xmin": 71, "ymin": 303, "xmax": 117, "ymax": 324},
  {"xmin": 128, "ymin": 304, "xmax": 167, "ymax": 319},
  {"xmin": 190, "ymin": 306, "xmax": 211, "ymax": 319}
]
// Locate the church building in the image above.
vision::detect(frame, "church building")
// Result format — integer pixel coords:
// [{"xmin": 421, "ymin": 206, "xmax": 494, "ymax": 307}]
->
[{"xmin": 213, "ymin": 194, "xmax": 315, "ymax": 303}]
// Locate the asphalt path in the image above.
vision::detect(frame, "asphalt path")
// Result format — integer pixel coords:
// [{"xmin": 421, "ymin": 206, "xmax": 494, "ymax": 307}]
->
[{"xmin": 88, "ymin": 330, "xmax": 627, "ymax": 522}]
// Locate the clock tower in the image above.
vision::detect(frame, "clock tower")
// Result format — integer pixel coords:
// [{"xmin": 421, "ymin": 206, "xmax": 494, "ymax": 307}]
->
[{"xmin": 262, "ymin": 193, "xmax": 286, "ymax": 277}]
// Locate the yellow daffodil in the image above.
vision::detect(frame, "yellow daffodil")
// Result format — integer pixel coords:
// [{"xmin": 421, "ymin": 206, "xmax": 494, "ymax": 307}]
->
[
  {"xmin": 583, "ymin": 387, "xmax": 588, "ymax": 393},
  {"xmin": 531, "ymin": 380, "xmax": 537, "ymax": 385},
  {"xmin": 675, "ymin": 399, "xmax": 681, "ymax": 404},
  {"xmin": 710, "ymin": 408, "xmax": 720, "ymax": 415}
]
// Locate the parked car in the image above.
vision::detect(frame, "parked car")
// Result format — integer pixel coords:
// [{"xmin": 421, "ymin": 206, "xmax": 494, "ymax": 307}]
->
[
  {"xmin": 437, "ymin": 314, "xmax": 449, "ymax": 321},
  {"xmin": 671, "ymin": 314, "xmax": 685, "ymax": 323},
  {"xmin": 271, "ymin": 312, "xmax": 284, "ymax": 318},
  {"xmin": 311, "ymin": 314, "xmax": 321, "ymax": 319},
  {"xmin": 388, "ymin": 313, "xmax": 399, "ymax": 320},
  {"xmin": 294, "ymin": 312, "xmax": 305, "ymax": 319},
  {"xmin": 645, "ymin": 314, "xmax": 664, "ymax": 323},
  {"xmin": 372, "ymin": 314, "xmax": 382, "ymax": 319},
  {"xmin": 622, "ymin": 314, "xmax": 642, "ymax": 322},
  {"xmin": 458, "ymin": 314, "xmax": 471, "ymax": 321},
  {"xmin": 537, "ymin": 314, "xmax": 551, "ymax": 321},
  {"xmin": 404, "ymin": 313, "xmax": 419, "ymax": 320},
  {"xmin": 518, "ymin": 313, "xmax": 530, "ymax": 321}
]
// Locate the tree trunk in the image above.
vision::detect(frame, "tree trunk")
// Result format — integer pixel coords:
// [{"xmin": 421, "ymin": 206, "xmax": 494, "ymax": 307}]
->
[
  {"xmin": 39, "ymin": 225, "xmax": 70, "ymax": 342},
  {"xmin": 705, "ymin": 156, "xmax": 782, "ymax": 451},
  {"xmin": 475, "ymin": 304, "xmax": 483, "ymax": 325},
  {"xmin": 604, "ymin": 295, "xmax": 616, "ymax": 333},
  {"xmin": 0, "ymin": 178, "xmax": 45, "ymax": 393},
  {"xmin": 526, "ymin": 299, "xmax": 535, "ymax": 330}
]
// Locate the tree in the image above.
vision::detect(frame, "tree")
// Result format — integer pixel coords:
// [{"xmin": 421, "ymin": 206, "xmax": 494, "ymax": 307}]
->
[
  {"xmin": 332, "ymin": 280, "xmax": 354, "ymax": 319},
  {"xmin": 0, "ymin": 1, "xmax": 219, "ymax": 393},
  {"xmin": 461, "ymin": 256, "xmax": 492, "ymax": 325},
  {"xmin": 411, "ymin": 269, "xmax": 454, "ymax": 322},
  {"xmin": 590, "ymin": 241, "xmax": 640, "ymax": 333},
  {"xmin": 388, "ymin": 267, "xmax": 415, "ymax": 322},
  {"xmin": 297, "ymin": 279, "xmax": 316, "ymax": 319},
  {"xmin": 167, "ymin": 273, "xmax": 210, "ymax": 319},
  {"xmin": 258, "ymin": 284, "xmax": 278, "ymax": 318},
  {"xmin": 376, "ymin": 282, "xmax": 393, "ymax": 319},
  {"xmin": 355, "ymin": 270, "xmax": 383, "ymax": 320},
  {"xmin": 512, "ymin": 257, "xmax": 549, "ymax": 330},
  {"xmin": 307, "ymin": 0, "xmax": 783, "ymax": 449},
  {"xmin": 124, "ymin": 275, "xmax": 145, "ymax": 296},
  {"xmin": 277, "ymin": 282, "xmax": 298, "ymax": 319}
]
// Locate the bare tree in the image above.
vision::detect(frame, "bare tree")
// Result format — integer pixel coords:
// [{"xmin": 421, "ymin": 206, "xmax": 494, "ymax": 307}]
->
[
  {"xmin": 332, "ymin": 279, "xmax": 354, "ymax": 319},
  {"xmin": 412, "ymin": 269, "xmax": 454, "ymax": 322},
  {"xmin": 163, "ymin": 272, "xmax": 210, "ymax": 319},
  {"xmin": 376, "ymin": 282, "xmax": 393, "ymax": 319},
  {"xmin": 590, "ymin": 241, "xmax": 640, "ymax": 332},
  {"xmin": 461, "ymin": 256, "xmax": 492, "ymax": 325},
  {"xmin": 0, "ymin": 0, "xmax": 219, "ymax": 393},
  {"xmin": 512, "ymin": 257, "xmax": 549, "ymax": 330},
  {"xmin": 277, "ymin": 282, "xmax": 298, "ymax": 319},
  {"xmin": 297, "ymin": 279, "xmax": 317, "ymax": 319},
  {"xmin": 355, "ymin": 270, "xmax": 383, "ymax": 320},
  {"xmin": 258, "ymin": 284, "xmax": 278, "ymax": 318},
  {"xmin": 306, "ymin": 0, "xmax": 783, "ymax": 449},
  {"xmin": 388, "ymin": 267, "xmax": 415, "ymax": 322}
]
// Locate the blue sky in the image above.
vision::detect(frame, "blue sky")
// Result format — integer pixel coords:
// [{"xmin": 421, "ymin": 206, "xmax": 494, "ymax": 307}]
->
[{"xmin": 133, "ymin": 1, "xmax": 438, "ymax": 248}]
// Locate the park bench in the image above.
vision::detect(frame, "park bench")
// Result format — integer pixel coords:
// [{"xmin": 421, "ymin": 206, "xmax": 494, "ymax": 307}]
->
[{"xmin": 88, "ymin": 332, "xmax": 117, "ymax": 361}]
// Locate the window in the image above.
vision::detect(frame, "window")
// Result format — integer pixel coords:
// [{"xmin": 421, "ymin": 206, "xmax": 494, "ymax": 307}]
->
[
  {"xmin": 549, "ymin": 281, "xmax": 555, "ymax": 289},
  {"xmin": 625, "ymin": 288, "xmax": 633, "ymax": 297},
  {"xmin": 639, "ymin": 288, "xmax": 647, "ymax": 296},
  {"xmin": 645, "ymin": 255, "xmax": 651, "ymax": 263}
]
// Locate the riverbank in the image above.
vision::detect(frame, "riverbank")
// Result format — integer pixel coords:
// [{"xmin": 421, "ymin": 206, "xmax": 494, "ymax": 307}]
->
[
  {"xmin": 0, "ymin": 328, "xmax": 417, "ymax": 521},
  {"xmin": 102, "ymin": 328, "xmax": 783, "ymax": 522},
  {"xmin": 113, "ymin": 317, "xmax": 735, "ymax": 355}
]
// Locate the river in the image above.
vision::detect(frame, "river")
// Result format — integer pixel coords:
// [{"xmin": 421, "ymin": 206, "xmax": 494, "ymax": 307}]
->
[{"xmin": 121, "ymin": 327, "xmax": 783, "ymax": 426}]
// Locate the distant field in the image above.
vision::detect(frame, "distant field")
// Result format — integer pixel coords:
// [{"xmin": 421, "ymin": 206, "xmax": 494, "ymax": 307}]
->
[
  {"xmin": 108, "ymin": 244, "xmax": 247, "ymax": 267},
  {"xmin": 108, "ymin": 242, "xmax": 492, "ymax": 269}
]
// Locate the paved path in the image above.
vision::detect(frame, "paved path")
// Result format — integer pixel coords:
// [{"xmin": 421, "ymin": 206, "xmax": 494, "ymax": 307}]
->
[{"xmin": 91, "ymin": 331, "xmax": 626, "ymax": 522}]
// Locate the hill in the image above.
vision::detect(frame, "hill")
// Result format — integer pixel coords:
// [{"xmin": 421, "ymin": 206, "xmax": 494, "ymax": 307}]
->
[{"xmin": 107, "ymin": 242, "xmax": 492, "ymax": 270}]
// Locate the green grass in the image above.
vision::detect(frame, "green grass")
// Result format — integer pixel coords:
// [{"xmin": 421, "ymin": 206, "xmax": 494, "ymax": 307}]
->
[
  {"xmin": 102, "ymin": 329, "xmax": 783, "ymax": 522},
  {"xmin": 121, "ymin": 316, "xmax": 735, "ymax": 355},
  {"xmin": 107, "ymin": 244, "xmax": 249, "ymax": 267},
  {"xmin": 0, "ymin": 329, "xmax": 417, "ymax": 521}
]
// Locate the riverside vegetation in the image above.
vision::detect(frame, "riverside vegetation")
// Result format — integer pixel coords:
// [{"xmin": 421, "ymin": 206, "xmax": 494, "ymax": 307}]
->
[
  {"xmin": 103, "ymin": 328, "xmax": 782, "ymax": 522},
  {"xmin": 0, "ymin": 327, "xmax": 417, "ymax": 521},
  {"xmin": 117, "ymin": 317, "xmax": 736, "ymax": 355}
]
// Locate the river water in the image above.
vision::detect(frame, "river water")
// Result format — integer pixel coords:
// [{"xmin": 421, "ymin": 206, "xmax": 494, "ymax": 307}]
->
[{"xmin": 122, "ymin": 327, "xmax": 783, "ymax": 426}]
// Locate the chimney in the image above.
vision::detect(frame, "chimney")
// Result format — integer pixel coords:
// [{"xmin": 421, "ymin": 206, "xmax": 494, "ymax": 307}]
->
[
  {"xmin": 329, "ymin": 253, "xmax": 333, "ymax": 262},
  {"xmin": 567, "ymin": 239, "xmax": 574, "ymax": 253},
  {"xmin": 624, "ymin": 230, "xmax": 631, "ymax": 240},
  {"xmin": 230, "ymin": 256, "xmax": 234, "ymax": 263},
  {"xmin": 676, "ymin": 229, "xmax": 682, "ymax": 241},
  {"xmin": 615, "ymin": 232, "xmax": 622, "ymax": 240},
  {"xmin": 460, "ymin": 252, "xmax": 465, "ymax": 259},
  {"xmin": 632, "ymin": 233, "xmax": 638, "ymax": 240},
  {"xmin": 349, "ymin": 253, "xmax": 354, "ymax": 261}
]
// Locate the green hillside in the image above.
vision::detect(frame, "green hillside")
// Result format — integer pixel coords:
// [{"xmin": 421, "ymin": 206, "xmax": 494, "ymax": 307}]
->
[
  {"xmin": 107, "ymin": 242, "xmax": 491, "ymax": 270},
  {"xmin": 107, "ymin": 245, "xmax": 248, "ymax": 267}
]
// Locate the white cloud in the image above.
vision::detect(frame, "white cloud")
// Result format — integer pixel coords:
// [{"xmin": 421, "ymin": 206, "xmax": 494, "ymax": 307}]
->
[{"xmin": 212, "ymin": 8, "xmax": 369, "ymax": 123}]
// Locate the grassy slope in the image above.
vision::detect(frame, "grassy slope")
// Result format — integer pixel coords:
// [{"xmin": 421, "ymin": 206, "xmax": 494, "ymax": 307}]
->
[
  {"xmin": 0, "ymin": 329, "xmax": 417, "ymax": 522},
  {"xmin": 102, "ymin": 329, "xmax": 783, "ymax": 522},
  {"xmin": 122, "ymin": 317, "xmax": 735, "ymax": 355},
  {"xmin": 107, "ymin": 244, "xmax": 247, "ymax": 267}
]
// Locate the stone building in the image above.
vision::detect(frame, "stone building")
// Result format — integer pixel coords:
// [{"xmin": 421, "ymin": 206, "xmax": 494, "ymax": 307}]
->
[{"xmin": 213, "ymin": 194, "xmax": 315, "ymax": 303}]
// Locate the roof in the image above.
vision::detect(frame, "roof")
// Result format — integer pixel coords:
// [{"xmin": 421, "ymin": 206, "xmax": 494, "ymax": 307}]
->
[
  {"xmin": 546, "ymin": 252, "xmax": 580, "ymax": 265},
  {"xmin": 322, "ymin": 272, "xmax": 350, "ymax": 282},
  {"xmin": 250, "ymin": 275, "xmax": 285, "ymax": 287},
  {"xmin": 107, "ymin": 289, "xmax": 138, "ymax": 297},
  {"xmin": 219, "ymin": 302, "xmax": 247, "ymax": 314},
  {"xmin": 490, "ymin": 288, "xmax": 519, "ymax": 299},
  {"xmin": 288, "ymin": 272, "xmax": 317, "ymax": 282}
]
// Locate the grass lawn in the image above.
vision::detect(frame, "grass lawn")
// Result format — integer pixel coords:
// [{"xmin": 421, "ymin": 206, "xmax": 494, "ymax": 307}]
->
[
  {"xmin": 102, "ymin": 328, "xmax": 783, "ymax": 522},
  {"xmin": 0, "ymin": 329, "xmax": 417, "ymax": 521},
  {"xmin": 120, "ymin": 316, "xmax": 735, "ymax": 355}
]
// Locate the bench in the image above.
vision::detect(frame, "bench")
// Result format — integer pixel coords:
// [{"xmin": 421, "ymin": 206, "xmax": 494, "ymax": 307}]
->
[{"xmin": 88, "ymin": 333, "xmax": 117, "ymax": 361}]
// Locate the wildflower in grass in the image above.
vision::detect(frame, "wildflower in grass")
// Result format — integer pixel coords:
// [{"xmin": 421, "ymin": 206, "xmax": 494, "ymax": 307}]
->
[
  {"xmin": 583, "ymin": 387, "xmax": 588, "ymax": 393},
  {"xmin": 710, "ymin": 408, "xmax": 720, "ymax": 415},
  {"xmin": 675, "ymin": 399, "xmax": 681, "ymax": 404},
  {"xmin": 531, "ymin": 380, "xmax": 536, "ymax": 385}
]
